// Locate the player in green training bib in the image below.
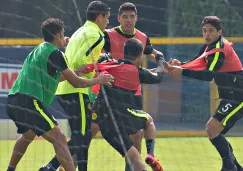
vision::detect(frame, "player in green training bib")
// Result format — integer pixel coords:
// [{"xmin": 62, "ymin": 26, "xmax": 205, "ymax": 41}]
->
[{"xmin": 6, "ymin": 18, "xmax": 113, "ymax": 171}]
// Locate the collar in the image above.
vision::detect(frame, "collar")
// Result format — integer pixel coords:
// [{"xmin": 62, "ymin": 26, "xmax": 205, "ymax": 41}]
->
[
  {"xmin": 118, "ymin": 25, "xmax": 136, "ymax": 35},
  {"xmin": 84, "ymin": 20, "xmax": 104, "ymax": 36},
  {"xmin": 207, "ymin": 36, "xmax": 222, "ymax": 47}
]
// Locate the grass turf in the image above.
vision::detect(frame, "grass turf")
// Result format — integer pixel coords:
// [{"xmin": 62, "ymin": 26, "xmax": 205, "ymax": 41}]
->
[{"xmin": 1, "ymin": 137, "xmax": 243, "ymax": 171}]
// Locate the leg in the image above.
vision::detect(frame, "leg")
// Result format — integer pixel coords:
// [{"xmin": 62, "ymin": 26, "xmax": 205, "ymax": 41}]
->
[
  {"xmin": 129, "ymin": 130, "xmax": 143, "ymax": 153},
  {"xmin": 40, "ymin": 93, "xmax": 91, "ymax": 171},
  {"xmin": 42, "ymin": 126, "xmax": 75, "ymax": 171},
  {"xmin": 7, "ymin": 129, "xmax": 36, "ymax": 171},
  {"xmin": 227, "ymin": 139, "xmax": 243, "ymax": 170},
  {"xmin": 143, "ymin": 115, "xmax": 163, "ymax": 171},
  {"xmin": 207, "ymin": 100, "xmax": 243, "ymax": 170},
  {"xmin": 126, "ymin": 108, "xmax": 163, "ymax": 171},
  {"xmin": 127, "ymin": 146, "xmax": 147, "ymax": 171},
  {"xmin": 206, "ymin": 117, "xmax": 236, "ymax": 170},
  {"xmin": 6, "ymin": 94, "xmax": 73, "ymax": 171},
  {"xmin": 144, "ymin": 115, "xmax": 156, "ymax": 155},
  {"xmin": 60, "ymin": 93, "xmax": 91, "ymax": 171},
  {"xmin": 91, "ymin": 122, "xmax": 100, "ymax": 139},
  {"xmin": 125, "ymin": 131, "xmax": 143, "ymax": 171},
  {"xmin": 101, "ymin": 129, "xmax": 147, "ymax": 171}
]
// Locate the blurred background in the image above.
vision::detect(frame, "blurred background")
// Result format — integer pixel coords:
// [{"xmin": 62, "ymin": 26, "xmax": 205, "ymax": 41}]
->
[{"xmin": 1, "ymin": 0, "xmax": 243, "ymax": 170}]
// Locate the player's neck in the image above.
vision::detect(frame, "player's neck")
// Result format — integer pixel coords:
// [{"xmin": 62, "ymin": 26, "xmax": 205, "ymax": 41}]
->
[
  {"xmin": 127, "ymin": 59, "xmax": 139, "ymax": 66},
  {"xmin": 50, "ymin": 41, "xmax": 60, "ymax": 48},
  {"xmin": 119, "ymin": 26, "xmax": 135, "ymax": 35}
]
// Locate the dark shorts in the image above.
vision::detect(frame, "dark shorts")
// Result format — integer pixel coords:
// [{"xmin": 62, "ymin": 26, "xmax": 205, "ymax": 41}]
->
[
  {"xmin": 213, "ymin": 99, "xmax": 243, "ymax": 134},
  {"xmin": 134, "ymin": 95, "xmax": 143, "ymax": 109},
  {"xmin": 56, "ymin": 93, "xmax": 92, "ymax": 144},
  {"xmin": 92, "ymin": 98, "xmax": 148, "ymax": 156},
  {"xmin": 6, "ymin": 93, "xmax": 58, "ymax": 136}
]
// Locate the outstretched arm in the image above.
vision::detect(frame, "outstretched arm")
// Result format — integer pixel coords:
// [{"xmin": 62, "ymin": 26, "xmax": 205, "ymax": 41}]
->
[{"xmin": 139, "ymin": 54, "xmax": 165, "ymax": 84}]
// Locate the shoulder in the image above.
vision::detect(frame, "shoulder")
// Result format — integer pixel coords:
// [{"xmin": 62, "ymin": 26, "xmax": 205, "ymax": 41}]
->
[
  {"xmin": 85, "ymin": 27, "xmax": 101, "ymax": 38},
  {"xmin": 222, "ymin": 37, "xmax": 234, "ymax": 48},
  {"xmin": 135, "ymin": 29, "xmax": 148, "ymax": 37},
  {"xmin": 105, "ymin": 28, "xmax": 117, "ymax": 34},
  {"xmin": 50, "ymin": 50, "xmax": 63, "ymax": 57}
]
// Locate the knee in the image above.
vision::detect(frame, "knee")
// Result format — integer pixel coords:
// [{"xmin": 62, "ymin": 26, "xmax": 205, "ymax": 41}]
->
[
  {"xmin": 147, "ymin": 114, "xmax": 153, "ymax": 123},
  {"xmin": 206, "ymin": 119, "xmax": 213, "ymax": 134},
  {"xmin": 21, "ymin": 135, "xmax": 34, "ymax": 145},
  {"xmin": 206, "ymin": 118, "xmax": 222, "ymax": 139},
  {"xmin": 127, "ymin": 146, "xmax": 142, "ymax": 162}
]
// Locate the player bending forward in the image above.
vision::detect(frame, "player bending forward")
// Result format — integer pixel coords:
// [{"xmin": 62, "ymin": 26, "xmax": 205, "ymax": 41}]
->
[{"xmin": 87, "ymin": 38, "xmax": 164, "ymax": 171}]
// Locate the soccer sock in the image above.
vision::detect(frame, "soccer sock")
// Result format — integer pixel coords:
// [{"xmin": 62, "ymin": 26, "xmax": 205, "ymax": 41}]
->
[
  {"xmin": 46, "ymin": 156, "xmax": 60, "ymax": 170},
  {"xmin": 77, "ymin": 147, "xmax": 88, "ymax": 171},
  {"xmin": 228, "ymin": 141, "xmax": 242, "ymax": 169},
  {"xmin": 210, "ymin": 134, "xmax": 235, "ymax": 169},
  {"xmin": 7, "ymin": 166, "xmax": 15, "ymax": 171},
  {"xmin": 146, "ymin": 139, "xmax": 155, "ymax": 156}
]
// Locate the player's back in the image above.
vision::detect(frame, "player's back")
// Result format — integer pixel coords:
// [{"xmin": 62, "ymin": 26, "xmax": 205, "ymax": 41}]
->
[{"xmin": 92, "ymin": 61, "xmax": 142, "ymax": 109}]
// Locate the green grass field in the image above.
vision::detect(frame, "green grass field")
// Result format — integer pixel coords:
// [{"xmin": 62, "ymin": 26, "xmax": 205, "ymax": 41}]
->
[{"xmin": 1, "ymin": 137, "xmax": 243, "ymax": 171}]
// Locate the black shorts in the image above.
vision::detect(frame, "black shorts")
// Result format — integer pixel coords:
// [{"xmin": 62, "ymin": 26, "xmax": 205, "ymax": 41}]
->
[
  {"xmin": 92, "ymin": 98, "xmax": 148, "ymax": 156},
  {"xmin": 6, "ymin": 93, "xmax": 58, "ymax": 136},
  {"xmin": 56, "ymin": 93, "xmax": 92, "ymax": 144},
  {"xmin": 213, "ymin": 99, "xmax": 243, "ymax": 134},
  {"xmin": 134, "ymin": 95, "xmax": 143, "ymax": 110}
]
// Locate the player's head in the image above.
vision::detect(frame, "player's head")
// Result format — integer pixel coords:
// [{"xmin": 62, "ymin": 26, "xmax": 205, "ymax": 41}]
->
[
  {"xmin": 202, "ymin": 16, "xmax": 222, "ymax": 45},
  {"xmin": 86, "ymin": 1, "xmax": 110, "ymax": 31},
  {"xmin": 41, "ymin": 18, "xmax": 65, "ymax": 48},
  {"xmin": 124, "ymin": 38, "xmax": 143, "ymax": 66},
  {"xmin": 118, "ymin": 2, "xmax": 138, "ymax": 34}
]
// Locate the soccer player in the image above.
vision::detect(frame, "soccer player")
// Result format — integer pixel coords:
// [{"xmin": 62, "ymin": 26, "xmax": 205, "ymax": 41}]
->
[
  {"xmin": 88, "ymin": 38, "xmax": 164, "ymax": 171},
  {"xmin": 39, "ymin": 1, "xmax": 110, "ymax": 171},
  {"xmin": 167, "ymin": 16, "xmax": 243, "ymax": 171},
  {"xmin": 5, "ymin": 18, "xmax": 113, "ymax": 171},
  {"xmin": 91, "ymin": 2, "xmax": 163, "ymax": 170}
]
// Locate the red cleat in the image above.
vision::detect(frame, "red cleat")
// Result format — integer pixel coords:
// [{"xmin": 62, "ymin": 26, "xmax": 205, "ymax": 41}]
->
[{"xmin": 145, "ymin": 154, "xmax": 163, "ymax": 171}]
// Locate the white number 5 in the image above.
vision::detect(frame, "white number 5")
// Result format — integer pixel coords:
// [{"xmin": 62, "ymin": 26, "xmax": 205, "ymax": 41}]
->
[{"xmin": 221, "ymin": 103, "xmax": 233, "ymax": 112}]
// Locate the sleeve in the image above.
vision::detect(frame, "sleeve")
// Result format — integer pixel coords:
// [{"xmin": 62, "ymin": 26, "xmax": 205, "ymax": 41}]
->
[
  {"xmin": 206, "ymin": 51, "xmax": 225, "ymax": 71},
  {"xmin": 138, "ymin": 67, "xmax": 163, "ymax": 84},
  {"xmin": 182, "ymin": 69, "xmax": 214, "ymax": 81},
  {"xmin": 143, "ymin": 37, "xmax": 153, "ymax": 55},
  {"xmin": 103, "ymin": 31, "xmax": 111, "ymax": 53},
  {"xmin": 72, "ymin": 33, "xmax": 104, "ymax": 69},
  {"xmin": 47, "ymin": 50, "xmax": 68, "ymax": 76},
  {"xmin": 97, "ymin": 53, "xmax": 113, "ymax": 63}
]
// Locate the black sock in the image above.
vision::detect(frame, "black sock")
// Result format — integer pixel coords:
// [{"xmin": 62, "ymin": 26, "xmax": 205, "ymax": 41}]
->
[
  {"xmin": 46, "ymin": 156, "xmax": 60, "ymax": 170},
  {"xmin": 77, "ymin": 147, "xmax": 88, "ymax": 171},
  {"xmin": 228, "ymin": 141, "xmax": 242, "ymax": 169},
  {"xmin": 7, "ymin": 166, "xmax": 15, "ymax": 171},
  {"xmin": 146, "ymin": 139, "xmax": 155, "ymax": 156},
  {"xmin": 210, "ymin": 134, "xmax": 234, "ymax": 169}
]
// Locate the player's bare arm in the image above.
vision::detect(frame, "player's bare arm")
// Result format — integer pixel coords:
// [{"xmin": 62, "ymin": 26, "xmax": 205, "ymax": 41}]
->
[{"xmin": 60, "ymin": 68, "xmax": 114, "ymax": 87}]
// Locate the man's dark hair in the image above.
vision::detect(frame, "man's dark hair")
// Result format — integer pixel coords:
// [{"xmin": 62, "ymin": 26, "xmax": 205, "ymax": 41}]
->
[
  {"xmin": 202, "ymin": 16, "xmax": 222, "ymax": 31},
  {"xmin": 41, "ymin": 18, "xmax": 64, "ymax": 42},
  {"xmin": 118, "ymin": 2, "xmax": 137, "ymax": 16},
  {"xmin": 86, "ymin": 1, "xmax": 110, "ymax": 21},
  {"xmin": 124, "ymin": 38, "xmax": 143, "ymax": 61}
]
